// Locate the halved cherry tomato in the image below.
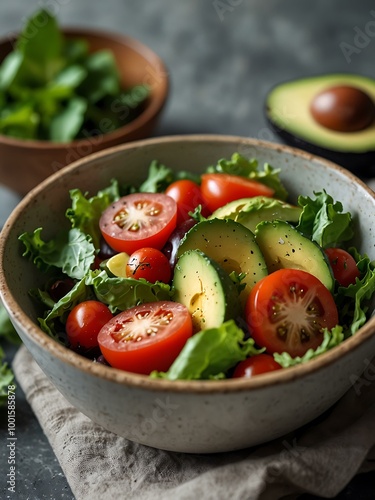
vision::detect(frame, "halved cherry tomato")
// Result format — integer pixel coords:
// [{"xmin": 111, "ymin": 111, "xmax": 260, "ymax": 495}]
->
[
  {"xmin": 99, "ymin": 193, "xmax": 177, "ymax": 254},
  {"xmin": 325, "ymin": 248, "xmax": 360, "ymax": 287},
  {"xmin": 66, "ymin": 300, "xmax": 113, "ymax": 350},
  {"xmin": 165, "ymin": 179, "xmax": 211, "ymax": 224},
  {"xmin": 233, "ymin": 354, "xmax": 282, "ymax": 378},
  {"xmin": 245, "ymin": 269, "xmax": 339, "ymax": 357},
  {"xmin": 200, "ymin": 173, "xmax": 275, "ymax": 212},
  {"xmin": 98, "ymin": 301, "xmax": 193, "ymax": 374},
  {"xmin": 126, "ymin": 247, "xmax": 172, "ymax": 283}
]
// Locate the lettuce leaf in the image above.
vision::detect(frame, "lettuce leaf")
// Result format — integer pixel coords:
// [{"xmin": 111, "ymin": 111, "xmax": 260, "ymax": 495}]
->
[
  {"xmin": 19, "ymin": 180, "xmax": 119, "ymax": 279},
  {"xmin": 139, "ymin": 160, "xmax": 174, "ymax": 193},
  {"xmin": 208, "ymin": 152, "xmax": 259, "ymax": 176},
  {"xmin": 36, "ymin": 276, "xmax": 93, "ymax": 342},
  {"xmin": 137, "ymin": 159, "xmax": 201, "ymax": 193},
  {"xmin": 65, "ymin": 180, "xmax": 120, "ymax": 249},
  {"xmin": 273, "ymin": 326, "xmax": 344, "ymax": 368},
  {"xmin": 335, "ymin": 249, "xmax": 375, "ymax": 335},
  {"xmin": 151, "ymin": 320, "xmax": 264, "ymax": 380},
  {"xmin": 88, "ymin": 270, "xmax": 172, "ymax": 312},
  {"xmin": 19, "ymin": 227, "xmax": 95, "ymax": 280},
  {"xmin": 207, "ymin": 153, "xmax": 288, "ymax": 201},
  {"xmin": 296, "ymin": 191, "xmax": 354, "ymax": 248}
]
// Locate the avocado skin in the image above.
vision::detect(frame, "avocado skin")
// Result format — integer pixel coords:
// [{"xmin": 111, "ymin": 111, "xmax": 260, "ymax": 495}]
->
[{"xmin": 266, "ymin": 117, "xmax": 375, "ymax": 176}]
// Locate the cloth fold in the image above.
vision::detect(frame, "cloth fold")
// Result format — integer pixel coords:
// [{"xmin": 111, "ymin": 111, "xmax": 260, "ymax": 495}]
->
[{"xmin": 13, "ymin": 345, "xmax": 375, "ymax": 500}]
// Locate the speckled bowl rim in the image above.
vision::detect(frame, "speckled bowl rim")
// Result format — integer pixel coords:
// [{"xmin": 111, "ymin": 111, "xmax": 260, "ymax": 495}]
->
[
  {"xmin": 1, "ymin": 135, "xmax": 375, "ymax": 394},
  {"xmin": 0, "ymin": 28, "xmax": 169, "ymax": 149}
]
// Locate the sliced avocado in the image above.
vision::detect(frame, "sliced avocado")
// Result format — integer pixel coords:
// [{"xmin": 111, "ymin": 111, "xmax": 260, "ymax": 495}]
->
[
  {"xmin": 265, "ymin": 74, "xmax": 375, "ymax": 173},
  {"xmin": 255, "ymin": 220, "xmax": 334, "ymax": 291},
  {"xmin": 172, "ymin": 249, "xmax": 241, "ymax": 332},
  {"xmin": 210, "ymin": 196, "xmax": 302, "ymax": 232},
  {"xmin": 177, "ymin": 218, "xmax": 268, "ymax": 308}
]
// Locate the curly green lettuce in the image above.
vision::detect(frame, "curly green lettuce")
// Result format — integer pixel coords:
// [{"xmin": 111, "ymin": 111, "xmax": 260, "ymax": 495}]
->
[
  {"xmin": 296, "ymin": 190, "xmax": 354, "ymax": 248},
  {"xmin": 19, "ymin": 227, "xmax": 95, "ymax": 280},
  {"xmin": 65, "ymin": 179, "xmax": 120, "ymax": 249}
]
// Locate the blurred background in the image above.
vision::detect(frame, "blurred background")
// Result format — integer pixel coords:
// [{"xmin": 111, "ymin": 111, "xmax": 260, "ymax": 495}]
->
[
  {"xmin": 0, "ymin": 0, "xmax": 374, "ymax": 498},
  {"xmin": 2, "ymin": 0, "xmax": 375, "ymax": 147}
]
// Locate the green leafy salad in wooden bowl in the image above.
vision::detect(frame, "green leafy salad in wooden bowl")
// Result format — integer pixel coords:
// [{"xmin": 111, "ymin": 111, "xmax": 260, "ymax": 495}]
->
[{"xmin": 0, "ymin": 9, "xmax": 149, "ymax": 142}]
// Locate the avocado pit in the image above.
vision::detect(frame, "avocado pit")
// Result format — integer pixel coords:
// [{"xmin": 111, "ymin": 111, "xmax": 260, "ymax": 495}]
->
[{"xmin": 310, "ymin": 85, "xmax": 375, "ymax": 132}]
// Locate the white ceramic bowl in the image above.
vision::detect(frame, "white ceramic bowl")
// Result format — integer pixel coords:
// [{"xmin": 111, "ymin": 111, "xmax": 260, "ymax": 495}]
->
[{"xmin": 1, "ymin": 135, "xmax": 375, "ymax": 453}]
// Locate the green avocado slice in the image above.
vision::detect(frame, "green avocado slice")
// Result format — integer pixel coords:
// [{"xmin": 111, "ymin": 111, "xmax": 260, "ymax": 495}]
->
[
  {"xmin": 172, "ymin": 249, "xmax": 241, "ymax": 332},
  {"xmin": 177, "ymin": 218, "xmax": 268, "ymax": 308},
  {"xmin": 210, "ymin": 196, "xmax": 302, "ymax": 233},
  {"xmin": 255, "ymin": 220, "xmax": 334, "ymax": 291}
]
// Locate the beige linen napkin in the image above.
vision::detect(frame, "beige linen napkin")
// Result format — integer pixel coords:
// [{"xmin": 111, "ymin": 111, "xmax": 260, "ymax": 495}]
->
[{"xmin": 13, "ymin": 345, "xmax": 375, "ymax": 500}]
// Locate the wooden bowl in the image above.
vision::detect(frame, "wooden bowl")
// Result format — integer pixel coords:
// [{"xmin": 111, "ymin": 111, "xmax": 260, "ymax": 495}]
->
[{"xmin": 0, "ymin": 29, "xmax": 169, "ymax": 196}]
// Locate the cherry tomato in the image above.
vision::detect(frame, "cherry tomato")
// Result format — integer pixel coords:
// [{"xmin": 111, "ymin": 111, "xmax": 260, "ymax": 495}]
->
[
  {"xmin": 165, "ymin": 179, "xmax": 210, "ymax": 224},
  {"xmin": 200, "ymin": 173, "xmax": 275, "ymax": 212},
  {"xmin": 98, "ymin": 301, "xmax": 193, "ymax": 374},
  {"xmin": 325, "ymin": 248, "xmax": 360, "ymax": 287},
  {"xmin": 232, "ymin": 354, "xmax": 282, "ymax": 378},
  {"xmin": 99, "ymin": 193, "xmax": 177, "ymax": 254},
  {"xmin": 126, "ymin": 247, "xmax": 172, "ymax": 283},
  {"xmin": 245, "ymin": 269, "xmax": 339, "ymax": 357},
  {"xmin": 66, "ymin": 300, "xmax": 113, "ymax": 350}
]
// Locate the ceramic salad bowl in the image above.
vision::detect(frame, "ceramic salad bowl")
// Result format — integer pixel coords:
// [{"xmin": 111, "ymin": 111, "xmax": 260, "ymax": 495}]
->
[{"xmin": 1, "ymin": 135, "xmax": 375, "ymax": 453}]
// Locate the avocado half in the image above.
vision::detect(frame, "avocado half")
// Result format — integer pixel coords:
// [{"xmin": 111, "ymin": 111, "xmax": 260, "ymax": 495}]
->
[{"xmin": 265, "ymin": 74, "xmax": 375, "ymax": 175}]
